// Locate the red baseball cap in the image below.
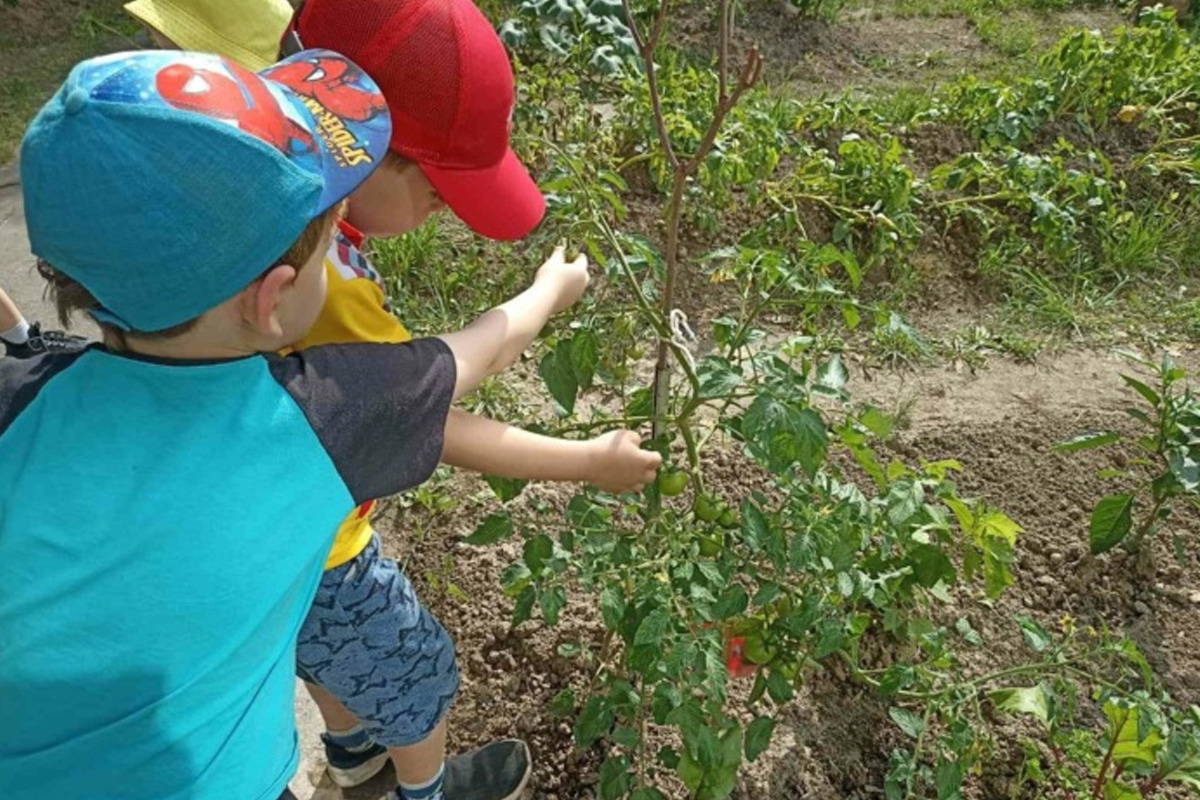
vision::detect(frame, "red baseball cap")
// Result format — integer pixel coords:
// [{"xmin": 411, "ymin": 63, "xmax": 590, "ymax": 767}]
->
[{"xmin": 294, "ymin": 0, "xmax": 545, "ymax": 241}]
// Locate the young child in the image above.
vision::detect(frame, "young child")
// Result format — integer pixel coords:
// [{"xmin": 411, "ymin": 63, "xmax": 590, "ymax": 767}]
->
[
  {"xmin": 283, "ymin": 2, "xmax": 559, "ymax": 796},
  {"xmin": 128, "ymin": 1, "xmax": 616, "ymax": 797},
  {"xmin": 0, "ymin": 48, "xmax": 659, "ymax": 800}
]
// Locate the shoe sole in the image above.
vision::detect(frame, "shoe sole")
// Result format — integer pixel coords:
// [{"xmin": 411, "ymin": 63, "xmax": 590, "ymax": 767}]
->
[{"xmin": 326, "ymin": 750, "xmax": 390, "ymax": 789}]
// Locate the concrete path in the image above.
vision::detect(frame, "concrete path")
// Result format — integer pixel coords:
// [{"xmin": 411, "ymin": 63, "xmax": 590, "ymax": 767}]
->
[{"xmin": 1, "ymin": 158, "xmax": 347, "ymax": 799}]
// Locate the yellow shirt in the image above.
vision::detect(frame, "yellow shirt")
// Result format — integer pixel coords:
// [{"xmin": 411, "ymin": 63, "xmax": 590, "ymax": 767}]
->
[{"xmin": 282, "ymin": 221, "xmax": 411, "ymax": 569}]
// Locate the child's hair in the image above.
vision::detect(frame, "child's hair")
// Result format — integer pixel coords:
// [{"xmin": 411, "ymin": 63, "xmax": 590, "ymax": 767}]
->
[
  {"xmin": 38, "ymin": 206, "xmax": 341, "ymax": 348},
  {"xmin": 382, "ymin": 149, "xmax": 415, "ymax": 174}
]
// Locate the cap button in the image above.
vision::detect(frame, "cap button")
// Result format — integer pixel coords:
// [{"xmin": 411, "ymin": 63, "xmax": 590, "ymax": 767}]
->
[{"xmin": 64, "ymin": 88, "xmax": 88, "ymax": 115}]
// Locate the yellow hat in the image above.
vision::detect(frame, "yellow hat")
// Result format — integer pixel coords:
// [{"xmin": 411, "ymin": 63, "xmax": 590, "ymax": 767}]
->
[{"xmin": 124, "ymin": 0, "xmax": 294, "ymax": 71}]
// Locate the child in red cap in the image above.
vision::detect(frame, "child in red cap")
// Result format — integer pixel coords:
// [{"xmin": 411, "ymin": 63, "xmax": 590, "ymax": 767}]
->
[
  {"xmin": 282, "ymin": 1, "xmax": 603, "ymax": 798},
  {"xmin": 287, "ymin": 0, "xmax": 545, "ymax": 242}
]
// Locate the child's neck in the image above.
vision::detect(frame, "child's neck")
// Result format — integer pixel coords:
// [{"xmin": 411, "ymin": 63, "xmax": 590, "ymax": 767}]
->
[{"xmin": 112, "ymin": 321, "xmax": 264, "ymax": 362}]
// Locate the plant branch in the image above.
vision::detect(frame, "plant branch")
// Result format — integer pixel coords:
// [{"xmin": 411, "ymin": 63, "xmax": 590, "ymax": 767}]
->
[
  {"xmin": 585, "ymin": 628, "xmax": 617, "ymax": 701},
  {"xmin": 1139, "ymin": 768, "xmax": 1166, "ymax": 797},
  {"xmin": 622, "ymin": 0, "xmax": 679, "ymax": 171},
  {"xmin": 1092, "ymin": 721, "xmax": 1119, "ymax": 799},
  {"xmin": 903, "ymin": 702, "xmax": 936, "ymax": 800},
  {"xmin": 642, "ymin": 1, "xmax": 761, "ymax": 441},
  {"xmin": 683, "ymin": 46, "xmax": 762, "ymax": 173},
  {"xmin": 1131, "ymin": 491, "xmax": 1169, "ymax": 550},
  {"xmin": 719, "ymin": 0, "xmax": 730, "ymax": 102}
]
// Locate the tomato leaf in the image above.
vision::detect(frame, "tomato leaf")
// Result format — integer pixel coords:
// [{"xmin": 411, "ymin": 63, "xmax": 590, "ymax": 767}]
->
[
  {"xmin": 745, "ymin": 716, "xmax": 776, "ymax": 762},
  {"xmin": 570, "ymin": 328, "xmax": 600, "ymax": 391},
  {"xmin": 1090, "ymin": 493, "xmax": 1134, "ymax": 554},
  {"xmin": 484, "ymin": 474, "xmax": 528, "ymax": 503},
  {"xmin": 464, "ymin": 512, "xmax": 514, "ymax": 545},
  {"xmin": 889, "ymin": 707, "xmax": 925, "ymax": 739},
  {"xmin": 540, "ymin": 341, "xmax": 578, "ymax": 415},
  {"xmin": 1055, "ymin": 431, "xmax": 1121, "ymax": 453},
  {"xmin": 990, "ymin": 685, "xmax": 1050, "ymax": 725}
]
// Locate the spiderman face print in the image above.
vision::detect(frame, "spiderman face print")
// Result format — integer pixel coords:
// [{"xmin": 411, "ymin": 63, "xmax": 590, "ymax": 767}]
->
[
  {"xmin": 76, "ymin": 50, "xmax": 391, "ymax": 208},
  {"xmin": 155, "ymin": 60, "xmax": 316, "ymax": 158}
]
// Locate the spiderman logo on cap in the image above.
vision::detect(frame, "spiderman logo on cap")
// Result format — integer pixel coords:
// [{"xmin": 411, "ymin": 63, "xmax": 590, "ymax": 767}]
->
[
  {"xmin": 267, "ymin": 55, "xmax": 387, "ymax": 168},
  {"xmin": 154, "ymin": 53, "xmax": 386, "ymax": 170},
  {"xmin": 156, "ymin": 60, "xmax": 316, "ymax": 157}
]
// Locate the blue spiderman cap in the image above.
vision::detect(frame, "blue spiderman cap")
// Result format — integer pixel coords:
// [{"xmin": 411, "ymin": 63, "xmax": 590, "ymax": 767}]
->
[{"xmin": 20, "ymin": 49, "xmax": 391, "ymax": 332}]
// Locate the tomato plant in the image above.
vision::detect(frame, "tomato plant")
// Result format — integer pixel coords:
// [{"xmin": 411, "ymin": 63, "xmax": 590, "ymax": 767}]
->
[
  {"xmin": 464, "ymin": 3, "xmax": 1029, "ymax": 797},
  {"xmin": 1057, "ymin": 353, "xmax": 1200, "ymax": 558}
]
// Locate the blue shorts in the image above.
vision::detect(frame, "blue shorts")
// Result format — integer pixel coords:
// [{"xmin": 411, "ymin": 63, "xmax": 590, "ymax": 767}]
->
[{"xmin": 296, "ymin": 533, "xmax": 459, "ymax": 746}]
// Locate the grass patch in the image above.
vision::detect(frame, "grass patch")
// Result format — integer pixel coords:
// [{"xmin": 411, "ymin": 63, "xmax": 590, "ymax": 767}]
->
[
  {"xmin": 0, "ymin": 0, "xmax": 139, "ymax": 161},
  {"xmin": 369, "ymin": 218, "xmax": 532, "ymax": 335}
]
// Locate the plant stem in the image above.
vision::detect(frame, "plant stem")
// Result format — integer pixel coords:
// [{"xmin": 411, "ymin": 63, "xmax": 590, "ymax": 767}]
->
[
  {"xmin": 1092, "ymin": 724, "xmax": 1119, "ymax": 799},
  {"xmin": 1139, "ymin": 768, "xmax": 1165, "ymax": 797},
  {"xmin": 620, "ymin": 0, "xmax": 678, "ymax": 171},
  {"xmin": 623, "ymin": 0, "xmax": 761, "ymax": 443},
  {"xmin": 929, "ymin": 191, "xmax": 1024, "ymax": 210},
  {"xmin": 651, "ymin": 174, "xmax": 688, "ymax": 440},
  {"xmin": 903, "ymin": 702, "xmax": 935, "ymax": 800},
  {"xmin": 585, "ymin": 628, "xmax": 617, "ymax": 701},
  {"xmin": 1130, "ymin": 492, "xmax": 1168, "ymax": 551}
]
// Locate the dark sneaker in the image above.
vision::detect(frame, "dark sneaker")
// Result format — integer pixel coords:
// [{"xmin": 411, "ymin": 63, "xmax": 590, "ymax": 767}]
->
[
  {"xmin": 3, "ymin": 323, "xmax": 89, "ymax": 359},
  {"xmin": 386, "ymin": 739, "xmax": 531, "ymax": 800},
  {"xmin": 322, "ymin": 733, "xmax": 390, "ymax": 789}
]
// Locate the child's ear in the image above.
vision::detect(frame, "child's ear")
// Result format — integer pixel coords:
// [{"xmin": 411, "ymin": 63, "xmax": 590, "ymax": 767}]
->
[{"xmin": 242, "ymin": 264, "xmax": 298, "ymax": 337}]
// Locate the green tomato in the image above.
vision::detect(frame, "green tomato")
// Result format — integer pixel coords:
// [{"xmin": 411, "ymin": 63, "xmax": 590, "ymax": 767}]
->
[
  {"xmin": 694, "ymin": 494, "xmax": 722, "ymax": 523},
  {"xmin": 697, "ymin": 534, "xmax": 723, "ymax": 558},
  {"xmin": 742, "ymin": 636, "xmax": 776, "ymax": 665},
  {"xmin": 718, "ymin": 507, "xmax": 740, "ymax": 530},
  {"xmin": 656, "ymin": 469, "xmax": 690, "ymax": 497}
]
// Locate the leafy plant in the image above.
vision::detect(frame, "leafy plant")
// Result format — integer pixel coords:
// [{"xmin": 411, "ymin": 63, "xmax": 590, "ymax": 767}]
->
[
  {"xmin": 1056, "ymin": 354, "xmax": 1200, "ymax": 556},
  {"xmin": 500, "ymin": 0, "xmax": 640, "ymax": 75},
  {"xmin": 451, "ymin": 4, "xmax": 1035, "ymax": 798},
  {"xmin": 996, "ymin": 670, "xmax": 1200, "ymax": 799}
]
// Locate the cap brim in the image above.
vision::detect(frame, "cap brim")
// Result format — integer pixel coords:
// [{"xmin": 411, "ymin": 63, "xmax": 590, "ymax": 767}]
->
[
  {"xmin": 260, "ymin": 49, "xmax": 392, "ymax": 214},
  {"xmin": 124, "ymin": 0, "xmax": 279, "ymax": 72},
  {"xmin": 421, "ymin": 148, "xmax": 545, "ymax": 241}
]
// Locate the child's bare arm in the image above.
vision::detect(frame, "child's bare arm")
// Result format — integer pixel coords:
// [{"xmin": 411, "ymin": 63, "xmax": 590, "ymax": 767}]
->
[
  {"xmin": 437, "ymin": 246, "xmax": 588, "ymax": 400},
  {"xmin": 442, "ymin": 409, "xmax": 662, "ymax": 494}
]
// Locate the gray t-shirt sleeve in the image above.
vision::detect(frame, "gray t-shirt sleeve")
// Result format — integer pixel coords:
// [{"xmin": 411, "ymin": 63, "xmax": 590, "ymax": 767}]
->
[{"xmin": 266, "ymin": 338, "xmax": 456, "ymax": 505}]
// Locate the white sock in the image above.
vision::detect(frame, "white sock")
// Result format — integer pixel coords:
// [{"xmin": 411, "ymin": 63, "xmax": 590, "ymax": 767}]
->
[{"xmin": 0, "ymin": 320, "xmax": 30, "ymax": 345}]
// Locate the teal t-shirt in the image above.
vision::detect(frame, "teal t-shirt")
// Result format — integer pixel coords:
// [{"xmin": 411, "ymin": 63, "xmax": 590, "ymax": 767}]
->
[{"xmin": 0, "ymin": 342, "xmax": 453, "ymax": 800}]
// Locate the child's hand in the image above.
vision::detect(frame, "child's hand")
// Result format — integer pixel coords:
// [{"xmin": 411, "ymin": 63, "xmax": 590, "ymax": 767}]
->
[
  {"xmin": 536, "ymin": 244, "xmax": 590, "ymax": 313},
  {"xmin": 585, "ymin": 430, "xmax": 663, "ymax": 493}
]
